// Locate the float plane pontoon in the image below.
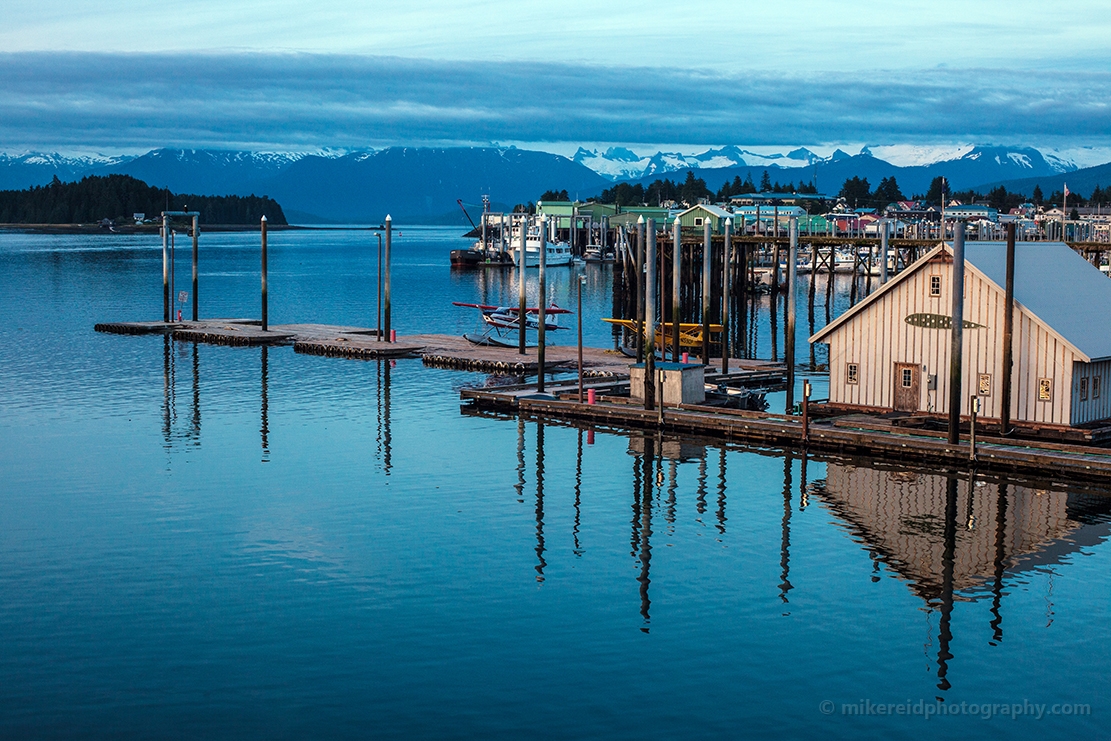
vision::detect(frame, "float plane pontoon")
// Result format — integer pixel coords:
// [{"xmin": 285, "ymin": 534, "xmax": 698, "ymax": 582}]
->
[{"xmin": 454, "ymin": 302, "xmax": 572, "ymax": 347}]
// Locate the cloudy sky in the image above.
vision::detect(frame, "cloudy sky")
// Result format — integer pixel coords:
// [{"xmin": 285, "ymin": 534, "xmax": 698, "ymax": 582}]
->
[{"xmin": 3, "ymin": 0, "xmax": 1111, "ymax": 162}]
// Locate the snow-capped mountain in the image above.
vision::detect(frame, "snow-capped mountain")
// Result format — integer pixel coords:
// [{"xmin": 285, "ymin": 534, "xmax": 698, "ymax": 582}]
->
[
  {"xmin": 573, "ymin": 145, "xmax": 824, "ymax": 181},
  {"xmin": 0, "ymin": 152, "xmax": 133, "ymax": 190},
  {"xmin": 573, "ymin": 143, "xmax": 1077, "ymax": 184}
]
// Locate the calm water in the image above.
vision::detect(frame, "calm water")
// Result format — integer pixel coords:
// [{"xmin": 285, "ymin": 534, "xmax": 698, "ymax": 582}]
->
[{"xmin": 1, "ymin": 226, "xmax": 1108, "ymax": 739}]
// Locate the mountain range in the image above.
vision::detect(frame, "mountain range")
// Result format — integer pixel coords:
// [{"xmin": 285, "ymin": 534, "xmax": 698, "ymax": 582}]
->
[{"xmin": 0, "ymin": 143, "xmax": 1105, "ymax": 223}]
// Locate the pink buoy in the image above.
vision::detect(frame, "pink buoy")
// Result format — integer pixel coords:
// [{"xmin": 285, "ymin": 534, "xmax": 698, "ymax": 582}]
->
[
  {"xmin": 587, "ymin": 429, "xmax": 595, "ymax": 445},
  {"xmin": 390, "ymin": 329, "xmax": 397, "ymax": 342},
  {"xmin": 587, "ymin": 388, "xmax": 596, "ymax": 405},
  {"xmin": 681, "ymin": 352, "xmax": 689, "ymax": 364}
]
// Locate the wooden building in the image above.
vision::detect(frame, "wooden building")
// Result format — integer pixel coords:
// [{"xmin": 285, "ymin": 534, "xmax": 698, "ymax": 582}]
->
[{"xmin": 810, "ymin": 241, "xmax": 1111, "ymax": 428}]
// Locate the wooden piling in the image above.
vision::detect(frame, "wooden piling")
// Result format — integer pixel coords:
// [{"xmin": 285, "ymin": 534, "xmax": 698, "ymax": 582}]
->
[
  {"xmin": 191, "ymin": 215, "xmax": 199, "ymax": 321},
  {"xmin": 538, "ymin": 215, "xmax": 547, "ymax": 392},
  {"xmin": 672, "ymin": 219, "xmax": 681, "ymax": 362},
  {"xmin": 518, "ymin": 213, "xmax": 527, "ymax": 354},
  {"xmin": 702, "ymin": 219, "xmax": 711, "ymax": 366},
  {"xmin": 785, "ymin": 217, "xmax": 797, "ymax": 412},
  {"xmin": 722, "ymin": 218, "xmax": 732, "ymax": 374},
  {"xmin": 384, "ymin": 215, "xmax": 392, "ymax": 342},
  {"xmin": 260, "ymin": 215, "xmax": 268, "ymax": 332},
  {"xmin": 162, "ymin": 214, "xmax": 170, "ymax": 322},
  {"xmin": 644, "ymin": 219, "xmax": 657, "ymax": 410},
  {"xmin": 1000, "ymin": 222, "xmax": 1016, "ymax": 436},
  {"xmin": 636, "ymin": 216, "xmax": 645, "ymax": 362},
  {"xmin": 948, "ymin": 221, "xmax": 965, "ymax": 444}
]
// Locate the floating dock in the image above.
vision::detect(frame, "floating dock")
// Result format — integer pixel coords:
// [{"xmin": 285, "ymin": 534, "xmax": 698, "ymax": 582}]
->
[{"xmin": 461, "ymin": 383, "xmax": 1111, "ymax": 482}]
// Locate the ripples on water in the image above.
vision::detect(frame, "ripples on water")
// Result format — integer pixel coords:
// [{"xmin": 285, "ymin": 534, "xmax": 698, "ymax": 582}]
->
[{"xmin": 0, "ymin": 229, "xmax": 1109, "ymax": 739}]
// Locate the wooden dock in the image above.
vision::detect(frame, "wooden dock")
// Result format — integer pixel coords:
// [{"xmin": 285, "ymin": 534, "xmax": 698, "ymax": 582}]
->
[
  {"xmin": 461, "ymin": 387, "xmax": 1111, "ymax": 482},
  {"xmin": 96, "ymin": 318, "xmax": 781, "ymax": 376}
]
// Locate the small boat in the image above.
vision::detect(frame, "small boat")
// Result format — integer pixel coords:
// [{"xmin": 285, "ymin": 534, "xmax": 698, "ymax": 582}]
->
[
  {"xmin": 511, "ymin": 228, "xmax": 574, "ymax": 267},
  {"xmin": 450, "ymin": 241, "xmax": 513, "ymax": 268}
]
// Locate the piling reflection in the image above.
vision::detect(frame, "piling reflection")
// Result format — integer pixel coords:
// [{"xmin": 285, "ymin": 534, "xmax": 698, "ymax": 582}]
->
[
  {"xmin": 161, "ymin": 336, "xmax": 202, "ymax": 452},
  {"xmin": 377, "ymin": 359, "xmax": 392, "ymax": 474},
  {"xmin": 260, "ymin": 346, "xmax": 270, "ymax": 461},
  {"xmin": 779, "ymin": 453, "xmax": 794, "ymax": 606},
  {"xmin": 535, "ymin": 421, "xmax": 547, "ymax": 582}
]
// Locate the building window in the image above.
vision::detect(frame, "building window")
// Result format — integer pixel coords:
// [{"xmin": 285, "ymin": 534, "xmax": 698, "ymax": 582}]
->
[
  {"xmin": 930, "ymin": 275, "xmax": 941, "ymax": 296},
  {"xmin": 1081, "ymin": 377, "xmax": 1089, "ymax": 401},
  {"xmin": 846, "ymin": 363, "xmax": 859, "ymax": 385},
  {"xmin": 1095, "ymin": 376, "xmax": 1102, "ymax": 399},
  {"xmin": 902, "ymin": 368, "xmax": 913, "ymax": 388},
  {"xmin": 1038, "ymin": 377, "xmax": 1053, "ymax": 402},
  {"xmin": 979, "ymin": 373, "xmax": 992, "ymax": 396},
  {"xmin": 694, "ymin": 217, "xmax": 703, "ymax": 227}
]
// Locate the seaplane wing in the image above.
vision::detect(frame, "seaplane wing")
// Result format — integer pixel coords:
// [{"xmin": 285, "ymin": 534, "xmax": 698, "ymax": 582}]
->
[{"xmin": 453, "ymin": 301, "xmax": 571, "ymax": 316}]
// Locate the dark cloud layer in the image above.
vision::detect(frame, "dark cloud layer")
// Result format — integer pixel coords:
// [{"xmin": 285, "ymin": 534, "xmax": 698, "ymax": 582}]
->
[{"xmin": 1, "ymin": 52, "xmax": 1108, "ymax": 150}]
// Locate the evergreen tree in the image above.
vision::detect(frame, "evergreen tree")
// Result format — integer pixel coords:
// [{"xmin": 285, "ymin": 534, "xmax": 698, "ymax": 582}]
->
[
  {"xmin": 759, "ymin": 170, "xmax": 772, "ymax": 193},
  {"xmin": 871, "ymin": 176, "xmax": 905, "ymax": 207},
  {"xmin": 925, "ymin": 176, "xmax": 948, "ymax": 206},
  {"xmin": 838, "ymin": 176, "xmax": 871, "ymax": 206},
  {"xmin": 1032, "ymin": 185, "xmax": 1043, "ymax": 205}
]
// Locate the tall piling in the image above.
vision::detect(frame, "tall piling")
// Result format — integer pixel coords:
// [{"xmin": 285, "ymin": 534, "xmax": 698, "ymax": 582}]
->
[
  {"xmin": 162, "ymin": 214, "xmax": 170, "ymax": 322},
  {"xmin": 722, "ymin": 218, "xmax": 732, "ymax": 373},
  {"xmin": 260, "ymin": 215, "xmax": 268, "ymax": 332},
  {"xmin": 880, "ymin": 219, "xmax": 889, "ymax": 284},
  {"xmin": 537, "ymin": 215, "xmax": 547, "ymax": 392},
  {"xmin": 672, "ymin": 219, "xmax": 681, "ymax": 361},
  {"xmin": 644, "ymin": 219, "xmax": 657, "ymax": 409},
  {"xmin": 702, "ymin": 219, "xmax": 712, "ymax": 366},
  {"xmin": 786, "ymin": 217, "xmax": 798, "ymax": 412},
  {"xmin": 1000, "ymin": 222, "xmax": 1016, "ymax": 436},
  {"xmin": 191, "ymin": 215, "xmax": 199, "ymax": 320},
  {"xmin": 636, "ymin": 216, "xmax": 645, "ymax": 362},
  {"xmin": 518, "ymin": 214, "xmax": 527, "ymax": 354},
  {"xmin": 947, "ymin": 222, "xmax": 965, "ymax": 444},
  {"xmin": 383, "ymin": 215, "xmax": 392, "ymax": 341}
]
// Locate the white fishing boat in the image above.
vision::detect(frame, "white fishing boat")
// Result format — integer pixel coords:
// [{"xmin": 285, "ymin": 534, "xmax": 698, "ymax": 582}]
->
[{"xmin": 510, "ymin": 224, "xmax": 574, "ymax": 267}]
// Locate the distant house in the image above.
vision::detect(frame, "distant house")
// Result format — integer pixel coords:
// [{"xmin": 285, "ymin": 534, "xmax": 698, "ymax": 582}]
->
[
  {"xmin": 945, "ymin": 204, "xmax": 998, "ymax": 222},
  {"xmin": 675, "ymin": 204, "xmax": 732, "ymax": 233},
  {"xmin": 133, "ymin": 213, "xmax": 145, "ymax": 224},
  {"xmin": 810, "ymin": 241, "xmax": 1111, "ymax": 428}
]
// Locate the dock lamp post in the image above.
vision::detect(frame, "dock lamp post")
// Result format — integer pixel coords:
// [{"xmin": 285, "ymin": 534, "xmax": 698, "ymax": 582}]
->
[
  {"xmin": 161, "ymin": 210, "xmax": 200, "ymax": 322},
  {"xmin": 577, "ymin": 274, "xmax": 586, "ymax": 403}
]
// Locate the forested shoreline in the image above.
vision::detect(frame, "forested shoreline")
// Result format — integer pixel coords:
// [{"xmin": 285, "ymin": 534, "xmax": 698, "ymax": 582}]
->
[{"xmin": 0, "ymin": 175, "xmax": 287, "ymax": 225}]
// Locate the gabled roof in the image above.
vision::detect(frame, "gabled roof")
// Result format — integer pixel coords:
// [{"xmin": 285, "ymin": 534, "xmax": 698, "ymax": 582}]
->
[
  {"xmin": 677, "ymin": 204, "xmax": 732, "ymax": 219},
  {"xmin": 810, "ymin": 241, "xmax": 1111, "ymax": 362}
]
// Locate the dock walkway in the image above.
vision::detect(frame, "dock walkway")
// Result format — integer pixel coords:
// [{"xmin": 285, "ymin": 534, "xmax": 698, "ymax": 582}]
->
[{"xmin": 462, "ymin": 388, "xmax": 1111, "ymax": 482}]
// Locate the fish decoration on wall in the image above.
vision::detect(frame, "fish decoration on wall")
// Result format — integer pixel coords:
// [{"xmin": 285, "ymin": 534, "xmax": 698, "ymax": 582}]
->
[{"xmin": 904, "ymin": 313, "xmax": 986, "ymax": 330}]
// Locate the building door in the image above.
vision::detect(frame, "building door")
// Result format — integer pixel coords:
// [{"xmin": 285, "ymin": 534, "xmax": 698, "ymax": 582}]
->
[{"xmin": 893, "ymin": 363, "xmax": 920, "ymax": 412}]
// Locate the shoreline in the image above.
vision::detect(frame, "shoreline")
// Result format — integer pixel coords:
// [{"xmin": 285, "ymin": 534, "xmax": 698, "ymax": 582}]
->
[{"xmin": 0, "ymin": 223, "xmax": 384, "ymax": 235}]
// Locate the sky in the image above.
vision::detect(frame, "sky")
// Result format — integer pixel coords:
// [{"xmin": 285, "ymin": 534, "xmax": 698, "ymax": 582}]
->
[{"xmin": 3, "ymin": 1, "xmax": 1111, "ymax": 163}]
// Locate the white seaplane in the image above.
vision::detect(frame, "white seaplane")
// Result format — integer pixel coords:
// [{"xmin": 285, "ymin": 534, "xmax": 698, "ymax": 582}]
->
[{"xmin": 454, "ymin": 301, "xmax": 572, "ymax": 347}]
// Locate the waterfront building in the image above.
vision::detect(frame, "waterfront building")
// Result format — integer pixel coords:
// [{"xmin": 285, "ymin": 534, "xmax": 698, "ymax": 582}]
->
[{"xmin": 810, "ymin": 241, "xmax": 1111, "ymax": 427}]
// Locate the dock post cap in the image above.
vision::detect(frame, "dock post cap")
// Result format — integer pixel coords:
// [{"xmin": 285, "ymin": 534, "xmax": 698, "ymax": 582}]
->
[
  {"xmin": 637, "ymin": 215, "xmax": 644, "ymax": 224},
  {"xmin": 261, "ymin": 215, "xmax": 267, "ymax": 222},
  {"xmin": 385, "ymin": 214, "xmax": 392, "ymax": 222},
  {"xmin": 725, "ymin": 217, "xmax": 732, "ymax": 226}
]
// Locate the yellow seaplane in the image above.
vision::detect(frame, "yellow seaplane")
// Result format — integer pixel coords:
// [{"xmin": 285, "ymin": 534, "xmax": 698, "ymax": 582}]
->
[{"xmin": 601, "ymin": 318, "xmax": 723, "ymax": 355}]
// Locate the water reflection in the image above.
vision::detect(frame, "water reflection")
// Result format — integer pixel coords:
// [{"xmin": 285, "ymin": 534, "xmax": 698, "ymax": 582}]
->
[
  {"xmin": 779, "ymin": 453, "xmax": 794, "ymax": 606},
  {"xmin": 813, "ymin": 462, "xmax": 1111, "ymax": 692},
  {"xmin": 260, "ymin": 346, "xmax": 270, "ymax": 461},
  {"xmin": 154, "ymin": 341, "xmax": 397, "ymax": 469},
  {"xmin": 161, "ymin": 336, "xmax": 202, "ymax": 453}
]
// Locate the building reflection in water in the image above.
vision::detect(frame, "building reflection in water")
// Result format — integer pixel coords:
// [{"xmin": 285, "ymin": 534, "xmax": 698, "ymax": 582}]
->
[{"xmin": 812, "ymin": 463, "xmax": 1111, "ymax": 693}]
